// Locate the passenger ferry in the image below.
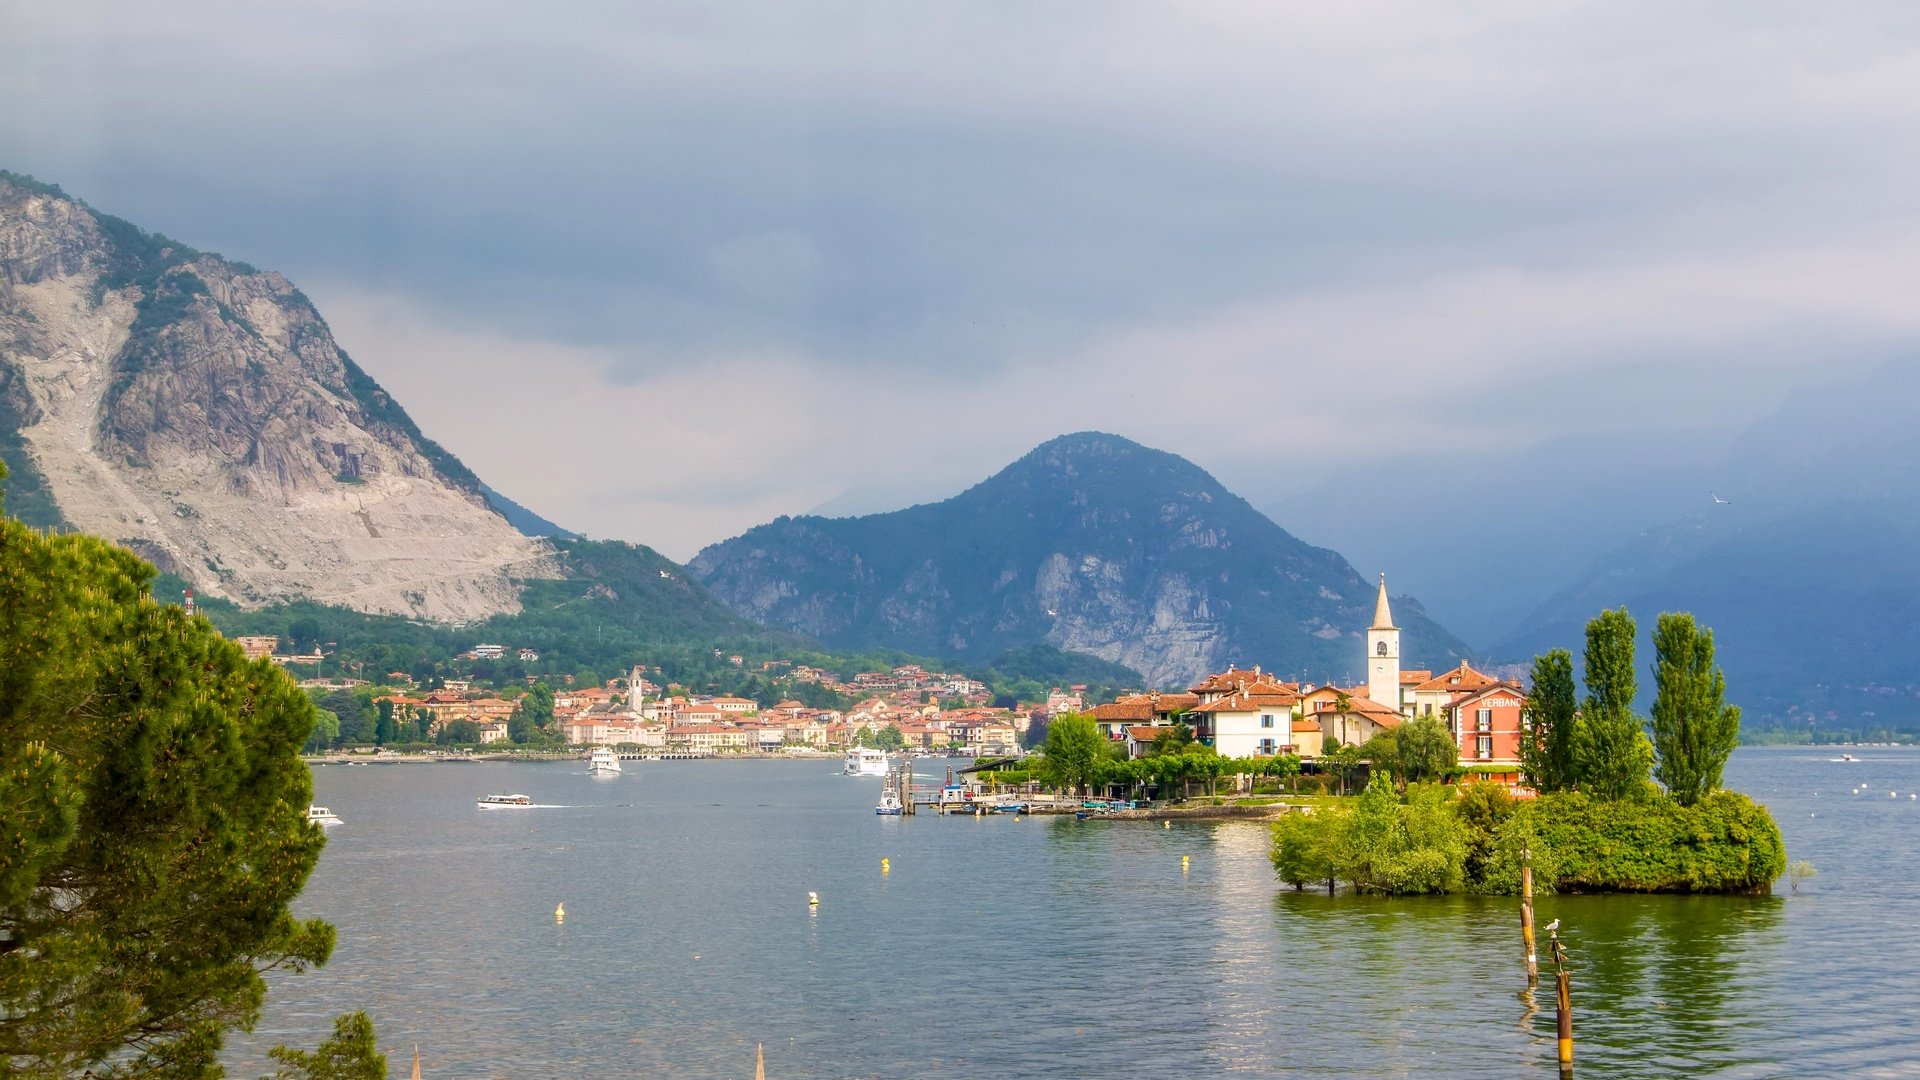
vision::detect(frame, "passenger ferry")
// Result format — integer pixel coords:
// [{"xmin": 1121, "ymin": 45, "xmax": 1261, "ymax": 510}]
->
[
  {"xmin": 843, "ymin": 747, "xmax": 889, "ymax": 776},
  {"xmin": 477, "ymin": 793, "xmax": 535, "ymax": 808},
  {"xmin": 587, "ymin": 747, "xmax": 622, "ymax": 775},
  {"xmin": 306, "ymin": 805, "xmax": 343, "ymax": 826}
]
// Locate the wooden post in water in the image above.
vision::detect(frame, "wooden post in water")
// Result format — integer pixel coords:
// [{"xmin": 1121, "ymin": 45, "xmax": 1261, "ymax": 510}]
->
[
  {"xmin": 1549, "ymin": 924, "xmax": 1573, "ymax": 1071},
  {"xmin": 1521, "ymin": 845, "xmax": 1538, "ymax": 984}
]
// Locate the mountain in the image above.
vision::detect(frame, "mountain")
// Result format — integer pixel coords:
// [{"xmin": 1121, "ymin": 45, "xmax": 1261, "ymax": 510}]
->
[
  {"xmin": 0, "ymin": 170, "xmax": 567, "ymax": 621},
  {"xmin": 689, "ymin": 432, "xmax": 1472, "ymax": 686},
  {"xmin": 481, "ymin": 482, "xmax": 577, "ymax": 539},
  {"xmin": 1496, "ymin": 359, "xmax": 1920, "ymax": 729}
]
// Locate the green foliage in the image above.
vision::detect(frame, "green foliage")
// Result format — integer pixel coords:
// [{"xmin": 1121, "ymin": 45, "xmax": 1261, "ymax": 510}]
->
[
  {"xmin": 1454, "ymin": 781, "xmax": 1517, "ymax": 885},
  {"xmin": 1395, "ymin": 715, "xmax": 1458, "ymax": 785},
  {"xmin": 510, "ymin": 683, "xmax": 556, "ymax": 745},
  {"xmin": 1269, "ymin": 808, "xmax": 1343, "ymax": 891},
  {"xmin": 0, "ymin": 511, "xmax": 340, "ymax": 1074},
  {"xmin": 1578, "ymin": 608, "xmax": 1655, "ymax": 799},
  {"xmin": 1036, "ymin": 713, "xmax": 1106, "ymax": 795},
  {"xmin": 265, "ymin": 1011, "xmax": 386, "ymax": 1079},
  {"xmin": 0, "ymin": 369, "xmax": 69, "ymax": 531},
  {"xmin": 1495, "ymin": 789, "xmax": 1785, "ymax": 894},
  {"xmin": 1650, "ymin": 612, "xmax": 1742, "ymax": 806},
  {"xmin": 304, "ymin": 708, "xmax": 342, "ymax": 753},
  {"xmin": 1784, "ymin": 860, "xmax": 1817, "ymax": 895},
  {"xmin": 1521, "ymin": 649, "xmax": 1577, "ymax": 793}
]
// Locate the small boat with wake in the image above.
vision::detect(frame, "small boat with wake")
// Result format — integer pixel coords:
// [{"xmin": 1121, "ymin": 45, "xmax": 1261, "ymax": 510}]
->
[{"xmin": 477, "ymin": 793, "xmax": 536, "ymax": 808}]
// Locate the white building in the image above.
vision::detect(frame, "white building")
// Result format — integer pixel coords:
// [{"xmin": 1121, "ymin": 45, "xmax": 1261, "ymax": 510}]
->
[{"xmin": 1366, "ymin": 574, "xmax": 1401, "ymax": 713}]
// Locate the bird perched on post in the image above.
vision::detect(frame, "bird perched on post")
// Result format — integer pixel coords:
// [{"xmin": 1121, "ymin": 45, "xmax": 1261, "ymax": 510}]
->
[{"xmin": 1544, "ymin": 918, "xmax": 1560, "ymax": 934}]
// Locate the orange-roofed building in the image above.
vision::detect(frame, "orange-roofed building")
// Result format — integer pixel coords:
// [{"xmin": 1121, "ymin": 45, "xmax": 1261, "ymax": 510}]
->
[
  {"xmin": 1190, "ymin": 687, "xmax": 1303, "ymax": 758},
  {"xmin": 1407, "ymin": 661, "xmax": 1501, "ymax": 721}
]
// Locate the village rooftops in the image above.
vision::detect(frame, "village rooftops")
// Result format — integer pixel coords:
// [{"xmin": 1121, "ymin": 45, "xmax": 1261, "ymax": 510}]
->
[{"xmin": 1409, "ymin": 661, "xmax": 1498, "ymax": 694}]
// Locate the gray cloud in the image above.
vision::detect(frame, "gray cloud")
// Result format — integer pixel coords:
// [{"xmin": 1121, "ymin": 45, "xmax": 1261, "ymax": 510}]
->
[{"xmin": 7, "ymin": 1, "xmax": 1920, "ymax": 637}]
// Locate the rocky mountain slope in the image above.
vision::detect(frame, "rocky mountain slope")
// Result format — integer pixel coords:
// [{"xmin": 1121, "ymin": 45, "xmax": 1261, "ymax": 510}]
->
[
  {"xmin": 0, "ymin": 171, "xmax": 555, "ymax": 621},
  {"xmin": 690, "ymin": 432, "xmax": 1471, "ymax": 686}
]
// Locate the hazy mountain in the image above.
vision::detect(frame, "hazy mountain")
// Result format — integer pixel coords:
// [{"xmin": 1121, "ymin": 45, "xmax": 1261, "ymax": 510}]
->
[
  {"xmin": 1496, "ymin": 359, "xmax": 1920, "ymax": 727},
  {"xmin": 690, "ymin": 432, "xmax": 1471, "ymax": 687}
]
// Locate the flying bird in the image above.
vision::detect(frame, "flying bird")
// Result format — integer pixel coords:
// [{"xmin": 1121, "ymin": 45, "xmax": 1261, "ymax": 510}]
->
[
  {"xmin": 659, "ymin": 569, "xmax": 672, "ymax": 579},
  {"xmin": 1711, "ymin": 493, "xmax": 1731, "ymax": 505},
  {"xmin": 1045, "ymin": 608, "xmax": 1057, "ymax": 617}
]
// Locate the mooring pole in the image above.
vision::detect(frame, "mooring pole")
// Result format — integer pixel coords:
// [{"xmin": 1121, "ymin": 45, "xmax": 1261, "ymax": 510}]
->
[
  {"xmin": 1550, "ymin": 925, "xmax": 1573, "ymax": 1072},
  {"xmin": 1521, "ymin": 845, "xmax": 1538, "ymax": 984}
]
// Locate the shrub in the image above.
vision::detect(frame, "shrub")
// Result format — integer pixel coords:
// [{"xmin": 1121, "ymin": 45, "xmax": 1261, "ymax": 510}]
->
[{"xmin": 1492, "ymin": 789, "xmax": 1785, "ymax": 894}]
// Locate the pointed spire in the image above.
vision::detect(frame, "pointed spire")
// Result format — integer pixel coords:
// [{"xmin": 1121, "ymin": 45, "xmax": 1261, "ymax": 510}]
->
[{"xmin": 1370, "ymin": 572, "xmax": 1396, "ymax": 630}]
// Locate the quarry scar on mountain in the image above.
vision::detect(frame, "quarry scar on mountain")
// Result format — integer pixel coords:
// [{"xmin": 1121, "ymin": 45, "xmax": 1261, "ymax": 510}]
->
[{"xmin": 0, "ymin": 174, "xmax": 557, "ymax": 621}]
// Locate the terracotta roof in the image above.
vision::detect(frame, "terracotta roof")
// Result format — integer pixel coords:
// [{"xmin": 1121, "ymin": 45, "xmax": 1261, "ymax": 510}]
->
[
  {"xmin": 1192, "ymin": 691, "xmax": 1301, "ymax": 713},
  {"xmin": 1291, "ymin": 718, "xmax": 1322, "ymax": 733},
  {"xmin": 1448, "ymin": 681, "xmax": 1527, "ymax": 706},
  {"xmin": 1125, "ymin": 726, "xmax": 1166, "ymax": 741},
  {"xmin": 1090, "ymin": 700, "xmax": 1154, "ymax": 722},
  {"xmin": 1399, "ymin": 670, "xmax": 1434, "ymax": 685},
  {"xmin": 1187, "ymin": 668, "xmax": 1280, "ymax": 693},
  {"xmin": 1410, "ymin": 661, "xmax": 1497, "ymax": 694}
]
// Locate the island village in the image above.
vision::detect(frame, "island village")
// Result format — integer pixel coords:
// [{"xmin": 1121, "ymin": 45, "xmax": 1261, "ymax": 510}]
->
[{"xmin": 275, "ymin": 575, "xmax": 1532, "ymax": 790}]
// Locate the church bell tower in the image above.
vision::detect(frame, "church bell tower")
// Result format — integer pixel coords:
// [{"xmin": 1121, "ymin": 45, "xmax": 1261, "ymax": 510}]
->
[{"xmin": 1366, "ymin": 573, "xmax": 1402, "ymax": 713}]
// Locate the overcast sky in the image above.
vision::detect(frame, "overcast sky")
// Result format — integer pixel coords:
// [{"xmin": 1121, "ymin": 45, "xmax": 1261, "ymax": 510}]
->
[{"xmin": 5, "ymin": 1, "xmax": 1919, "ymax": 630}]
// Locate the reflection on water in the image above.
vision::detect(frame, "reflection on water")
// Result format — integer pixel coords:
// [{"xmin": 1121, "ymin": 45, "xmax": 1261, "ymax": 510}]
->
[{"xmin": 225, "ymin": 748, "xmax": 1920, "ymax": 1077}]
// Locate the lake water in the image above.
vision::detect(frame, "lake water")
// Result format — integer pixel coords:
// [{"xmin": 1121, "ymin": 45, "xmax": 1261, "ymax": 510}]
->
[{"xmin": 231, "ymin": 747, "xmax": 1920, "ymax": 1078}]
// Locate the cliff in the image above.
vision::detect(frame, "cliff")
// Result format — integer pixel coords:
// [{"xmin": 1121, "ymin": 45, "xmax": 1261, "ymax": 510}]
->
[{"xmin": 0, "ymin": 171, "xmax": 555, "ymax": 620}]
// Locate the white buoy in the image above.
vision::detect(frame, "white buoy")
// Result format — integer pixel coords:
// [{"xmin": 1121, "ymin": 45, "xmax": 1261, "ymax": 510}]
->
[{"xmin": 555, "ymin": 903, "xmax": 565, "ymax": 924}]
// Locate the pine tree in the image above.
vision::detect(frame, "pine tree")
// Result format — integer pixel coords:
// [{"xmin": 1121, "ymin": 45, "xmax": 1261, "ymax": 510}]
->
[
  {"xmin": 1, "ymin": 461, "xmax": 379, "ymax": 1075},
  {"xmin": 1650, "ymin": 612, "xmax": 1741, "ymax": 806},
  {"xmin": 1577, "ymin": 608, "xmax": 1654, "ymax": 799},
  {"xmin": 1520, "ymin": 649, "xmax": 1578, "ymax": 792}
]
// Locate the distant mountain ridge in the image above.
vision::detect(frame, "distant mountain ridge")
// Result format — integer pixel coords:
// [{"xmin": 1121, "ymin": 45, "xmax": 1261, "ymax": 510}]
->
[
  {"xmin": 690, "ymin": 432, "xmax": 1471, "ymax": 686},
  {"xmin": 1497, "ymin": 359, "xmax": 1920, "ymax": 728}
]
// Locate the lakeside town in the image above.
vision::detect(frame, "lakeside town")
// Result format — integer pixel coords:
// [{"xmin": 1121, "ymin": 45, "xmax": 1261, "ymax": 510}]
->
[{"xmin": 281, "ymin": 576, "xmax": 1532, "ymax": 785}]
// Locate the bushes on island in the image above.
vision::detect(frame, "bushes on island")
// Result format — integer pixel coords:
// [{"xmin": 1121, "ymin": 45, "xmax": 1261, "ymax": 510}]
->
[
  {"xmin": 1270, "ymin": 776, "xmax": 1467, "ymax": 896},
  {"xmin": 1482, "ymin": 789, "xmax": 1784, "ymax": 895}
]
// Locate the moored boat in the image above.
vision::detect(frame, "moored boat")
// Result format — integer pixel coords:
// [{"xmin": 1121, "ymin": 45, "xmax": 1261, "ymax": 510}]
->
[
  {"xmin": 588, "ymin": 747, "xmax": 622, "ymax": 775},
  {"xmin": 306, "ymin": 805, "xmax": 343, "ymax": 826},
  {"xmin": 876, "ymin": 786, "xmax": 904, "ymax": 815},
  {"xmin": 477, "ymin": 793, "xmax": 535, "ymax": 808}
]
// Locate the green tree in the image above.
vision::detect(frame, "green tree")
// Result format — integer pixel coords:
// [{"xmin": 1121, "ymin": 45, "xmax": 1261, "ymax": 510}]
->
[
  {"xmin": 266, "ymin": 1011, "xmax": 386, "ymax": 1079},
  {"xmin": 510, "ymin": 683, "xmax": 555, "ymax": 744},
  {"xmin": 0, "ymin": 467, "xmax": 373, "ymax": 1076},
  {"xmin": 1333, "ymin": 775, "xmax": 1467, "ymax": 895},
  {"xmin": 1395, "ymin": 716, "xmax": 1458, "ymax": 785},
  {"xmin": 1649, "ymin": 613, "xmax": 1742, "ymax": 806},
  {"xmin": 1579, "ymin": 608, "xmax": 1654, "ymax": 800},
  {"xmin": 1521, "ymin": 649, "xmax": 1577, "ymax": 792},
  {"xmin": 437, "ymin": 718, "xmax": 482, "ymax": 746},
  {"xmin": 1270, "ymin": 809, "xmax": 1343, "ymax": 892},
  {"xmin": 1038, "ymin": 713, "xmax": 1106, "ymax": 796},
  {"xmin": 1323, "ymin": 740, "xmax": 1364, "ymax": 795},
  {"xmin": 303, "ymin": 708, "xmax": 342, "ymax": 754}
]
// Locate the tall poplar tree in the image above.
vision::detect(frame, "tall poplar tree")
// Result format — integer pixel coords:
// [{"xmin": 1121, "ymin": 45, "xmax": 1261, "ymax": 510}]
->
[
  {"xmin": 1520, "ymin": 649, "xmax": 1578, "ymax": 792},
  {"xmin": 1649, "ymin": 612, "xmax": 1741, "ymax": 806},
  {"xmin": 1577, "ymin": 607, "xmax": 1654, "ymax": 799},
  {"xmin": 1, "ymin": 462, "xmax": 377, "ymax": 1076}
]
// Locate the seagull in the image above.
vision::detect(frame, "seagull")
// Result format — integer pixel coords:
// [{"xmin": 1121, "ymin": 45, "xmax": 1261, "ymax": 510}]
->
[
  {"xmin": 1544, "ymin": 918, "xmax": 1560, "ymax": 934},
  {"xmin": 659, "ymin": 570, "xmax": 672, "ymax": 579},
  {"xmin": 1045, "ymin": 608, "xmax": 1057, "ymax": 617},
  {"xmin": 1711, "ymin": 493, "xmax": 1731, "ymax": 505}
]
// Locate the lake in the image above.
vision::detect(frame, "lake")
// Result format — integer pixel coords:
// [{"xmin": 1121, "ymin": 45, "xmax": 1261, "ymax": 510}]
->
[{"xmin": 231, "ymin": 747, "xmax": 1920, "ymax": 1077}]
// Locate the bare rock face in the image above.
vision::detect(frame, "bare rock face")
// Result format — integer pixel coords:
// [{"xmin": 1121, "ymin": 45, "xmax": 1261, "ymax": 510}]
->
[
  {"xmin": 691, "ymin": 432, "xmax": 1471, "ymax": 687},
  {"xmin": 0, "ymin": 173, "xmax": 554, "ymax": 621}
]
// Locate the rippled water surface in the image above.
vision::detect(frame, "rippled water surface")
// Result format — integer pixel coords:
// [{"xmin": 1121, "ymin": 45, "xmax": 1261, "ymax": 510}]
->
[{"xmin": 230, "ymin": 747, "xmax": 1920, "ymax": 1077}]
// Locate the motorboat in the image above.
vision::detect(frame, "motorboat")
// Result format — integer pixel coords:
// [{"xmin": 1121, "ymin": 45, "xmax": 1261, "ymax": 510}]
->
[
  {"xmin": 588, "ymin": 747, "xmax": 622, "ymax": 775},
  {"xmin": 876, "ymin": 786, "xmax": 904, "ymax": 815},
  {"xmin": 843, "ymin": 747, "xmax": 889, "ymax": 777},
  {"xmin": 477, "ymin": 793, "xmax": 535, "ymax": 808},
  {"xmin": 306, "ymin": 805, "xmax": 343, "ymax": 826}
]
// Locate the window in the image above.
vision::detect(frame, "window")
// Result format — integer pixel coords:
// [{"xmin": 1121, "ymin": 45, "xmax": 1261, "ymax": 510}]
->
[
  {"xmin": 1423, "ymin": 702, "xmax": 1433, "ymax": 716},
  {"xmin": 1261, "ymin": 714, "xmax": 1274, "ymax": 728},
  {"xmin": 1258, "ymin": 738, "xmax": 1276, "ymax": 755},
  {"xmin": 1476, "ymin": 708, "xmax": 1492, "ymax": 732},
  {"xmin": 1376, "ymin": 641, "xmax": 1388, "ymax": 656},
  {"xmin": 1477, "ymin": 735, "xmax": 1492, "ymax": 759}
]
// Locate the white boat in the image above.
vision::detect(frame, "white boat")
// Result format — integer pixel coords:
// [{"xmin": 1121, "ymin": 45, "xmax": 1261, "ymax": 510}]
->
[
  {"xmin": 876, "ymin": 785, "xmax": 904, "ymax": 815},
  {"xmin": 588, "ymin": 747, "xmax": 622, "ymax": 775},
  {"xmin": 307, "ymin": 805, "xmax": 343, "ymax": 827},
  {"xmin": 477, "ymin": 793, "xmax": 535, "ymax": 808},
  {"xmin": 844, "ymin": 747, "xmax": 889, "ymax": 776}
]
